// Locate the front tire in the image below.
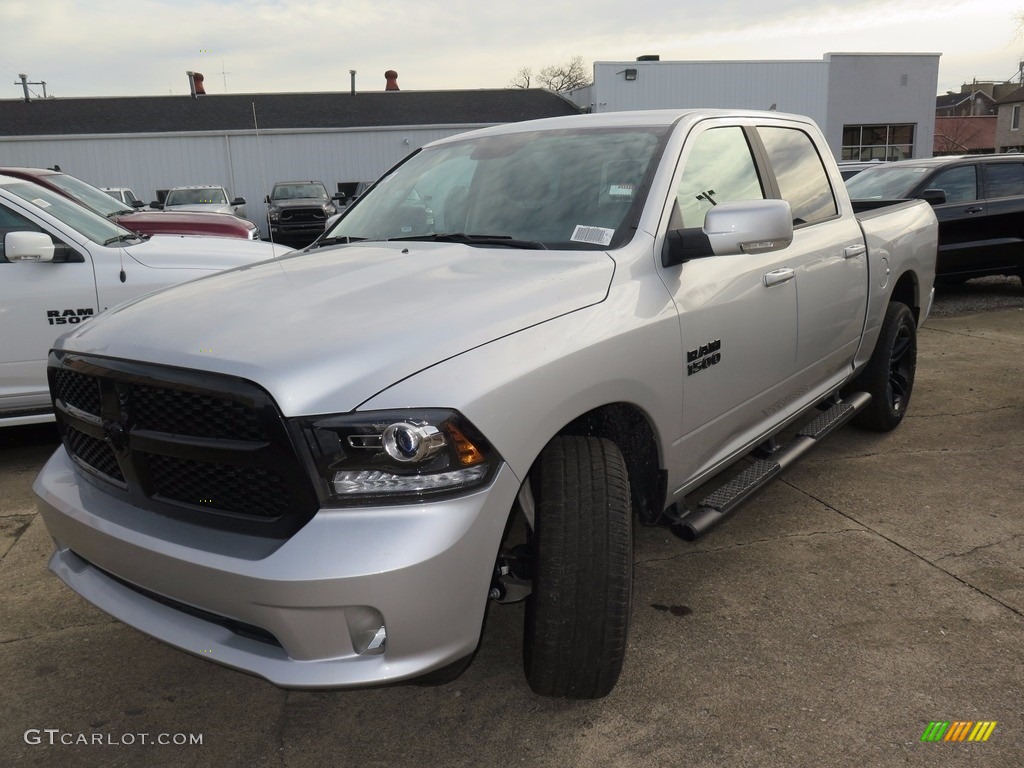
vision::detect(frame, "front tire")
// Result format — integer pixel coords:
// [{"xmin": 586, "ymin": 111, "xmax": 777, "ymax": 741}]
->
[
  {"xmin": 523, "ymin": 436, "xmax": 632, "ymax": 699},
  {"xmin": 851, "ymin": 301, "xmax": 917, "ymax": 432}
]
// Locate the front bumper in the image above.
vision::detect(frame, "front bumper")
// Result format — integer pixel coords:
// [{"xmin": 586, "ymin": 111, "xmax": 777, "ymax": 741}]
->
[{"xmin": 34, "ymin": 448, "xmax": 520, "ymax": 688}]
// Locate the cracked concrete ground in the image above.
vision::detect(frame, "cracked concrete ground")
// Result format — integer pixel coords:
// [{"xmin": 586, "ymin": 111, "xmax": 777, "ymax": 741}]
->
[{"xmin": 1, "ymin": 306, "xmax": 1022, "ymax": 768}]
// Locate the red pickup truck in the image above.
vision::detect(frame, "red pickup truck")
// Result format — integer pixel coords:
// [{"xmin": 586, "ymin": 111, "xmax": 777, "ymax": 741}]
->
[{"xmin": 0, "ymin": 167, "xmax": 261, "ymax": 240}]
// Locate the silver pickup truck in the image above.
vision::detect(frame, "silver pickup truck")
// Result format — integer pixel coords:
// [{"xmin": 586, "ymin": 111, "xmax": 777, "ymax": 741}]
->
[{"xmin": 34, "ymin": 110, "xmax": 937, "ymax": 700}]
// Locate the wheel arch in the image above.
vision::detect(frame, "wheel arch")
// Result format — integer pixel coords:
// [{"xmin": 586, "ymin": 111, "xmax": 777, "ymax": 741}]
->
[
  {"xmin": 550, "ymin": 402, "xmax": 667, "ymax": 524},
  {"xmin": 889, "ymin": 269, "xmax": 921, "ymax": 324}
]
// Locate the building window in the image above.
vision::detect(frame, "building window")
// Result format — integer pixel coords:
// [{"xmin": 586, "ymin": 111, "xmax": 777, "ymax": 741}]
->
[
  {"xmin": 1012, "ymin": 105, "xmax": 1021, "ymax": 131},
  {"xmin": 841, "ymin": 124, "xmax": 915, "ymax": 161}
]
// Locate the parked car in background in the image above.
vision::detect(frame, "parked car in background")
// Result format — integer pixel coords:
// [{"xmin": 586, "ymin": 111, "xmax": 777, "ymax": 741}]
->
[
  {"xmin": 845, "ymin": 154, "xmax": 1024, "ymax": 283},
  {"xmin": 155, "ymin": 185, "xmax": 247, "ymax": 219},
  {"xmin": 836, "ymin": 159, "xmax": 885, "ymax": 180},
  {"xmin": 101, "ymin": 187, "xmax": 144, "ymax": 207},
  {"xmin": 0, "ymin": 174, "xmax": 292, "ymax": 427},
  {"xmin": 1, "ymin": 168, "xmax": 261, "ymax": 240},
  {"xmin": 265, "ymin": 180, "xmax": 343, "ymax": 243}
]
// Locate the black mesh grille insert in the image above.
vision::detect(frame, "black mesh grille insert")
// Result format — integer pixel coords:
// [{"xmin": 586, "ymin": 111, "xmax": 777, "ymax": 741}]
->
[
  {"xmin": 66, "ymin": 426, "xmax": 124, "ymax": 482},
  {"xmin": 282, "ymin": 208, "xmax": 326, "ymax": 223},
  {"xmin": 132, "ymin": 385, "xmax": 268, "ymax": 441},
  {"xmin": 145, "ymin": 453, "xmax": 291, "ymax": 518},
  {"xmin": 48, "ymin": 352, "xmax": 319, "ymax": 536},
  {"xmin": 52, "ymin": 368, "xmax": 102, "ymax": 416}
]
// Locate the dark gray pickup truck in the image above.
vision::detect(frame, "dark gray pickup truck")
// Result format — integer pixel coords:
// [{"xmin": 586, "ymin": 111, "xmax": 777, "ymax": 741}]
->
[{"xmin": 265, "ymin": 180, "xmax": 343, "ymax": 243}]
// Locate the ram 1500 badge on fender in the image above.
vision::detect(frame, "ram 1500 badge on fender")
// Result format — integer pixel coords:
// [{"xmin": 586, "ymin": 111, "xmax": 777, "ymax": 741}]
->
[
  {"xmin": 34, "ymin": 110, "xmax": 937, "ymax": 699},
  {"xmin": 0, "ymin": 175, "xmax": 292, "ymax": 426}
]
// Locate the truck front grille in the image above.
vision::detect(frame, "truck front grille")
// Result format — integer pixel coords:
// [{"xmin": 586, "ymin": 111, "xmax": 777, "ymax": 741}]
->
[
  {"xmin": 281, "ymin": 207, "xmax": 326, "ymax": 224},
  {"xmin": 48, "ymin": 352, "xmax": 318, "ymax": 537}
]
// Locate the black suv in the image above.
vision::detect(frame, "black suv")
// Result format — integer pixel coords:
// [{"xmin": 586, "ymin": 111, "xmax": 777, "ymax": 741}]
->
[
  {"xmin": 845, "ymin": 154, "xmax": 1024, "ymax": 284},
  {"xmin": 265, "ymin": 181, "xmax": 343, "ymax": 243}
]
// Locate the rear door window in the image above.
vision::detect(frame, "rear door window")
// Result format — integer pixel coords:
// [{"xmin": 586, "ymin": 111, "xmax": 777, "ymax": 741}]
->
[
  {"xmin": 982, "ymin": 163, "xmax": 1024, "ymax": 199},
  {"xmin": 758, "ymin": 126, "xmax": 838, "ymax": 225}
]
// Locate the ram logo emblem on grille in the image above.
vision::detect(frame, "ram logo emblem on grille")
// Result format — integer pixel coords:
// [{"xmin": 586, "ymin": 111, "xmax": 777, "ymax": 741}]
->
[{"xmin": 102, "ymin": 419, "xmax": 129, "ymax": 453}]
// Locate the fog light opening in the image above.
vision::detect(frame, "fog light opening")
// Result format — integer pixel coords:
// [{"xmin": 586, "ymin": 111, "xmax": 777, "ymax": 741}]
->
[{"xmin": 347, "ymin": 606, "xmax": 387, "ymax": 655}]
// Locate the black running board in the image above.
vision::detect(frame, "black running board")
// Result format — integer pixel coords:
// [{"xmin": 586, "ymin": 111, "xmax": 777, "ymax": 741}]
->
[{"xmin": 670, "ymin": 392, "xmax": 871, "ymax": 541}]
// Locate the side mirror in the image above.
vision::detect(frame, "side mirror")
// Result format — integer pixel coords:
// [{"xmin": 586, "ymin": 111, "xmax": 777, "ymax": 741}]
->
[
  {"xmin": 131, "ymin": 199, "xmax": 146, "ymax": 209},
  {"xmin": 265, "ymin": 194, "xmax": 272, "ymax": 204},
  {"xmin": 332, "ymin": 192, "xmax": 346, "ymax": 203},
  {"xmin": 231, "ymin": 197, "xmax": 246, "ymax": 206},
  {"xmin": 5, "ymin": 231, "xmax": 56, "ymax": 262},
  {"xmin": 703, "ymin": 199, "xmax": 793, "ymax": 256},
  {"xmin": 662, "ymin": 199, "xmax": 794, "ymax": 267},
  {"xmin": 920, "ymin": 188, "xmax": 947, "ymax": 206},
  {"xmin": 150, "ymin": 201, "xmax": 164, "ymax": 210}
]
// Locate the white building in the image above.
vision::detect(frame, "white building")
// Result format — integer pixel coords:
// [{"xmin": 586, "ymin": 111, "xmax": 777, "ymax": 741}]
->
[
  {"xmin": 573, "ymin": 53, "xmax": 940, "ymax": 161},
  {"xmin": 0, "ymin": 87, "xmax": 581, "ymax": 236}
]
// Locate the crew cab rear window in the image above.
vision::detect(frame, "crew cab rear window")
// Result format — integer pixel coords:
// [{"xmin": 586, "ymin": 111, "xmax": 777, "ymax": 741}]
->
[
  {"xmin": 983, "ymin": 162, "xmax": 1024, "ymax": 199},
  {"xmin": 758, "ymin": 126, "xmax": 838, "ymax": 226}
]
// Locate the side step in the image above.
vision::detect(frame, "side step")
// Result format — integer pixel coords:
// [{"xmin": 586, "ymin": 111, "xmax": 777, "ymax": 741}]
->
[{"xmin": 670, "ymin": 392, "xmax": 871, "ymax": 541}]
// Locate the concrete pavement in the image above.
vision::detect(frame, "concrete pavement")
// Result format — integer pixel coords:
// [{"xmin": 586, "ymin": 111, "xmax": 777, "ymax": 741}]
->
[{"xmin": 1, "ymin": 304, "xmax": 1022, "ymax": 767}]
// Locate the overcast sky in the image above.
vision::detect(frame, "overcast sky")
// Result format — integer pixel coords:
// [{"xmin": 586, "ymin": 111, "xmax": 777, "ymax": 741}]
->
[{"xmin": 2, "ymin": 0, "xmax": 1022, "ymax": 100}]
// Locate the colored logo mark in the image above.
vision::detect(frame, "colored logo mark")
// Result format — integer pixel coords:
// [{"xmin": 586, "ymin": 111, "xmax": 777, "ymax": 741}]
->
[{"xmin": 920, "ymin": 721, "xmax": 997, "ymax": 742}]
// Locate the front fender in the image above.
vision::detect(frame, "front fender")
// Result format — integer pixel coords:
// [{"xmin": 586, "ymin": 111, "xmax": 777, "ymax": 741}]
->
[{"xmin": 359, "ymin": 292, "xmax": 681, "ymax": 482}]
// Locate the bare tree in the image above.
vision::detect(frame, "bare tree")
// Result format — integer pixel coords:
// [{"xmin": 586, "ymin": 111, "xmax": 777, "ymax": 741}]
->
[
  {"xmin": 508, "ymin": 66, "xmax": 533, "ymax": 89},
  {"xmin": 509, "ymin": 56, "xmax": 591, "ymax": 92},
  {"xmin": 537, "ymin": 55, "xmax": 591, "ymax": 92}
]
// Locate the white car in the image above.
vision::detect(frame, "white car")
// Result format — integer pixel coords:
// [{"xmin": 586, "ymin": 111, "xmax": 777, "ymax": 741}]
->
[
  {"xmin": 0, "ymin": 174, "xmax": 292, "ymax": 426},
  {"xmin": 156, "ymin": 185, "xmax": 248, "ymax": 219},
  {"xmin": 100, "ymin": 186, "xmax": 144, "ymax": 208}
]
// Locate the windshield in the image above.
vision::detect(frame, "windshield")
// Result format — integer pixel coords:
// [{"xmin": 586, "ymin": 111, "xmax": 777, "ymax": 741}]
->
[
  {"xmin": 273, "ymin": 183, "xmax": 328, "ymax": 201},
  {"xmin": 844, "ymin": 165, "xmax": 931, "ymax": 199},
  {"xmin": 4, "ymin": 181, "xmax": 139, "ymax": 245},
  {"xmin": 49, "ymin": 173, "xmax": 133, "ymax": 216},
  {"xmin": 325, "ymin": 126, "xmax": 669, "ymax": 249},
  {"xmin": 166, "ymin": 188, "xmax": 228, "ymax": 206}
]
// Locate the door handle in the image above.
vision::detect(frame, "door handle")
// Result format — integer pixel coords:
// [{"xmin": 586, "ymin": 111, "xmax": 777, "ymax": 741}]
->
[
  {"xmin": 964, "ymin": 206, "xmax": 983, "ymax": 214},
  {"xmin": 843, "ymin": 244, "xmax": 867, "ymax": 259},
  {"xmin": 763, "ymin": 268, "xmax": 795, "ymax": 287}
]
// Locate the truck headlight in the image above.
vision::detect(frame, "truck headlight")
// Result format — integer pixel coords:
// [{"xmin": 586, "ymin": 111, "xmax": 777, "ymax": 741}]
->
[
  {"xmin": 268, "ymin": 211, "xmax": 280, "ymax": 222},
  {"xmin": 296, "ymin": 409, "xmax": 499, "ymax": 505}
]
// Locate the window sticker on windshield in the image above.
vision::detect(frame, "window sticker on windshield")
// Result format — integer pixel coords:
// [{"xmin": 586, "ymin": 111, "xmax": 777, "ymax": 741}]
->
[
  {"xmin": 33, "ymin": 198, "xmax": 51, "ymax": 208},
  {"xmin": 608, "ymin": 183, "xmax": 635, "ymax": 199},
  {"xmin": 571, "ymin": 225, "xmax": 614, "ymax": 246}
]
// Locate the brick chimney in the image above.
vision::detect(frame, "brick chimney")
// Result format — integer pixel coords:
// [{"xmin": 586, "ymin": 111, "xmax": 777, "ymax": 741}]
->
[
  {"xmin": 187, "ymin": 71, "xmax": 206, "ymax": 98},
  {"xmin": 384, "ymin": 70, "xmax": 400, "ymax": 91}
]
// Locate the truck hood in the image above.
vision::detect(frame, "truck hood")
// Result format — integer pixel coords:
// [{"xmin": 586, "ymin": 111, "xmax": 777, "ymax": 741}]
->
[
  {"xmin": 165, "ymin": 203, "xmax": 235, "ymax": 215},
  {"xmin": 59, "ymin": 241, "xmax": 614, "ymax": 416},
  {"xmin": 123, "ymin": 235, "xmax": 291, "ymax": 269},
  {"xmin": 118, "ymin": 210, "xmax": 258, "ymax": 239}
]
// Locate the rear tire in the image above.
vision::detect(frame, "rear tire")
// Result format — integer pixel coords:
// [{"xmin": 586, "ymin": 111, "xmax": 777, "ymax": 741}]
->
[
  {"xmin": 523, "ymin": 436, "xmax": 632, "ymax": 699},
  {"xmin": 851, "ymin": 301, "xmax": 917, "ymax": 432}
]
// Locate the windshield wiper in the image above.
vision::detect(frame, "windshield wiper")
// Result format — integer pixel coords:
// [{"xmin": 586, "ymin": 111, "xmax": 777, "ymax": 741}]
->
[
  {"xmin": 388, "ymin": 233, "xmax": 548, "ymax": 250},
  {"xmin": 103, "ymin": 233, "xmax": 142, "ymax": 246},
  {"xmin": 308, "ymin": 235, "xmax": 367, "ymax": 248}
]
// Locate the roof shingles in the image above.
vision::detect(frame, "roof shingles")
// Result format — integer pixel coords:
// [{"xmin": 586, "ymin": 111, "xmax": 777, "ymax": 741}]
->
[{"xmin": 0, "ymin": 89, "xmax": 581, "ymax": 137}]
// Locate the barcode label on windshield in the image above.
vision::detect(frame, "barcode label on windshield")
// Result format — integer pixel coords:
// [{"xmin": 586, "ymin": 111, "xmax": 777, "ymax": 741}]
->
[{"xmin": 571, "ymin": 225, "xmax": 614, "ymax": 246}]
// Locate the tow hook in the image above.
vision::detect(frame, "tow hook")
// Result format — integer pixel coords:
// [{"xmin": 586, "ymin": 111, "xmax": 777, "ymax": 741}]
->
[{"xmin": 490, "ymin": 545, "xmax": 532, "ymax": 603}]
